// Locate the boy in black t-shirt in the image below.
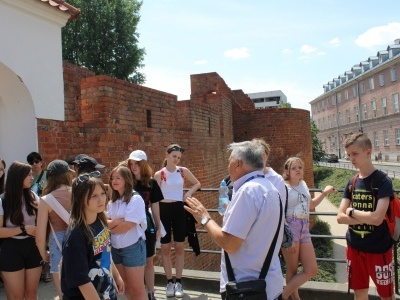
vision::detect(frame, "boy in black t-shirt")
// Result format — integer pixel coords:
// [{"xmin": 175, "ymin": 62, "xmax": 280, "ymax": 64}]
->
[{"xmin": 337, "ymin": 133, "xmax": 394, "ymax": 299}]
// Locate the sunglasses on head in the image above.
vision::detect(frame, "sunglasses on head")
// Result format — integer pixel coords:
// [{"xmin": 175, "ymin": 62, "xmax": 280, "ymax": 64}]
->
[
  {"xmin": 74, "ymin": 171, "xmax": 101, "ymax": 186},
  {"xmin": 29, "ymin": 159, "xmax": 41, "ymax": 165},
  {"xmin": 167, "ymin": 146, "xmax": 185, "ymax": 154}
]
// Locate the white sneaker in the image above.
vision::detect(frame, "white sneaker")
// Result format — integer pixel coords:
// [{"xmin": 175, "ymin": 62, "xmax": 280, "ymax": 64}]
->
[
  {"xmin": 174, "ymin": 282, "xmax": 184, "ymax": 298},
  {"xmin": 166, "ymin": 282, "xmax": 175, "ymax": 297}
]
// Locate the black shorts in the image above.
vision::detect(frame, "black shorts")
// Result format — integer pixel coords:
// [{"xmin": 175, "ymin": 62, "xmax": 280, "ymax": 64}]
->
[
  {"xmin": 145, "ymin": 228, "xmax": 156, "ymax": 258},
  {"xmin": 0, "ymin": 237, "xmax": 42, "ymax": 271},
  {"xmin": 159, "ymin": 201, "xmax": 186, "ymax": 243}
]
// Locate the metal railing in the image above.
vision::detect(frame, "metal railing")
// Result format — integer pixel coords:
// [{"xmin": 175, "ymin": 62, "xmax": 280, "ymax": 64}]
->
[{"xmin": 176, "ymin": 187, "xmax": 400, "ymax": 295}]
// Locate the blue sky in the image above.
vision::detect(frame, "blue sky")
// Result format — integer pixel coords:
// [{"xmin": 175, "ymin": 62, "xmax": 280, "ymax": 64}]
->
[{"xmin": 137, "ymin": 0, "xmax": 400, "ymax": 111}]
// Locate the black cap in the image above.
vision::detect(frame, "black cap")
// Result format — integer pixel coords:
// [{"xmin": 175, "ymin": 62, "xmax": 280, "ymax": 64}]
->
[
  {"xmin": 76, "ymin": 156, "xmax": 105, "ymax": 170},
  {"xmin": 47, "ymin": 160, "xmax": 73, "ymax": 177},
  {"xmin": 73, "ymin": 154, "xmax": 89, "ymax": 164}
]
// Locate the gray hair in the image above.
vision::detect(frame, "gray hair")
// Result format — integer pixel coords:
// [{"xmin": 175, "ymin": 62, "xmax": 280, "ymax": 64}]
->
[{"xmin": 227, "ymin": 141, "xmax": 264, "ymax": 170}]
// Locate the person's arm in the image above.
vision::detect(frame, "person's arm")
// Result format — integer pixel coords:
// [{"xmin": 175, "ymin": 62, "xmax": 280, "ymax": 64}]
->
[
  {"xmin": 0, "ymin": 216, "xmax": 27, "ymax": 238},
  {"xmin": 154, "ymin": 171, "xmax": 161, "ymax": 186},
  {"xmin": 310, "ymin": 185, "xmax": 337, "ymax": 210},
  {"xmin": 111, "ymin": 261, "xmax": 124, "ymax": 295},
  {"xmin": 110, "ymin": 221, "xmax": 135, "ymax": 234},
  {"xmin": 184, "ymin": 197, "xmax": 243, "ymax": 253},
  {"xmin": 345, "ymin": 197, "xmax": 389, "ymax": 226},
  {"xmin": 182, "ymin": 167, "xmax": 201, "ymax": 200},
  {"xmin": 151, "ymin": 202, "xmax": 161, "ymax": 240},
  {"xmin": 35, "ymin": 198, "xmax": 50, "ymax": 260},
  {"xmin": 78, "ymin": 282, "xmax": 101, "ymax": 300},
  {"xmin": 107, "ymin": 218, "xmax": 124, "ymax": 229},
  {"xmin": 337, "ymin": 198, "xmax": 362, "ymax": 225}
]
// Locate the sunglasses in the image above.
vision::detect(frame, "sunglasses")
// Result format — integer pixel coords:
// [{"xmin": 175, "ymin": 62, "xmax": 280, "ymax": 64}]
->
[
  {"xmin": 74, "ymin": 171, "xmax": 101, "ymax": 186},
  {"xmin": 167, "ymin": 146, "xmax": 185, "ymax": 154},
  {"xmin": 29, "ymin": 159, "xmax": 41, "ymax": 165}
]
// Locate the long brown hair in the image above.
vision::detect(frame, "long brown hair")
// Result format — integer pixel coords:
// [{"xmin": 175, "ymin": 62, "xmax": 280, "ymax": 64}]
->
[
  {"xmin": 162, "ymin": 143, "xmax": 184, "ymax": 167},
  {"xmin": 3, "ymin": 161, "xmax": 37, "ymax": 226},
  {"xmin": 42, "ymin": 172, "xmax": 73, "ymax": 195},
  {"xmin": 128, "ymin": 159, "xmax": 153, "ymax": 188},
  {"xmin": 108, "ymin": 166, "xmax": 134, "ymax": 203},
  {"xmin": 70, "ymin": 177, "xmax": 108, "ymax": 241}
]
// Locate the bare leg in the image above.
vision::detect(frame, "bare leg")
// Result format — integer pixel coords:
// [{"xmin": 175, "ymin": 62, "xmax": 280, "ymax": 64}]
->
[
  {"xmin": 174, "ymin": 242, "xmax": 185, "ymax": 279},
  {"xmin": 145, "ymin": 256, "xmax": 155, "ymax": 293},
  {"xmin": 161, "ymin": 243, "xmax": 173, "ymax": 280}
]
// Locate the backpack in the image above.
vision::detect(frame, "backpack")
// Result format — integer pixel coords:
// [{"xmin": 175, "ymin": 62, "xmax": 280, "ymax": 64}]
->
[{"xmin": 349, "ymin": 170, "xmax": 400, "ymax": 242}]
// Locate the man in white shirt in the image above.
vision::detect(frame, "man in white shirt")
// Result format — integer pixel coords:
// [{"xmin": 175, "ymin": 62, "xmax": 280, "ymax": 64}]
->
[{"xmin": 185, "ymin": 140, "xmax": 284, "ymax": 300}]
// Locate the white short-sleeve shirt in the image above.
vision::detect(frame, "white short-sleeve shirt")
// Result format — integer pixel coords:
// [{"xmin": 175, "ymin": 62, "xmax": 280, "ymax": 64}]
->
[
  {"xmin": 221, "ymin": 170, "xmax": 284, "ymax": 299},
  {"xmin": 106, "ymin": 193, "xmax": 147, "ymax": 249}
]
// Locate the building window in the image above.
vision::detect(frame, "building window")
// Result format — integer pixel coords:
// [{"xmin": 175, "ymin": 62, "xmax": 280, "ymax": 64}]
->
[
  {"xmin": 360, "ymin": 82, "xmax": 365, "ymax": 94},
  {"xmin": 338, "ymin": 111, "xmax": 343, "ymax": 126},
  {"xmin": 344, "ymin": 89, "xmax": 349, "ymax": 100},
  {"xmin": 373, "ymin": 132, "xmax": 379, "ymax": 146},
  {"xmin": 337, "ymin": 93, "xmax": 341, "ymax": 103},
  {"xmin": 393, "ymin": 93, "xmax": 399, "ymax": 113},
  {"xmin": 362, "ymin": 103, "xmax": 368, "ymax": 120},
  {"xmin": 369, "ymin": 78, "xmax": 375, "ymax": 90},
  {"xmin": 346, "ymin": 109, "xmax": 350, "ymax": 124},
  {"xmin": 146, "ymin": 110, "xmax": 152, "ymax": 128},
  {"xmin": 332, "ymin": 114, "xmax": 336, "ymax": 127},
  {"xmin": 371, "ymin": 99, "xmax": 377, "ymax": 118},
  {"xmin": 396, "ymin": 128, "xmax": 400, "ymax": 145},
  {"xmin": 327, "ymin": 116, "xmax": 331, "ymax": 128},
  {"xmin": 353, "ymin": 85, "xmax": 358, "ymax": 97},
  {"xmin": 331, "ymin": 95, "xmax": 336, "ymax": 106},
  {"xmin": 379, "ymin": 73, "xmax": 385, "ymax": 86},
  {"xmin": 384, "ymin": 130, "xmax": 389, "ymax": 146},
  {"xmin": 323, "ymin": 117, "xmax": 326, "ymax": 130},
  {"xmin": 391, "ymin": 67, "xmax": 397, "ymax": 82},
  {"xmin": 381, "ymin": 97, "xmax": 387, "ymax": 116},
  {"xmin": 354, "ymin": 106, "xmax": 359, "ymax": 122}
]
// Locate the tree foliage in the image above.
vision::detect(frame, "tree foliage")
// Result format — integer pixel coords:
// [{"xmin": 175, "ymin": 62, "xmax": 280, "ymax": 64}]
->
[
  {"xmin": 280, "ymin": 102, "xmax": 292, "ymax": 108},
  {"xmin": 311, "ymin": 119, "xmax": 325, "ymax": 162},
  {"xmin": 62, "ymin": 0, "xmax": 145, "ymax": 84}
]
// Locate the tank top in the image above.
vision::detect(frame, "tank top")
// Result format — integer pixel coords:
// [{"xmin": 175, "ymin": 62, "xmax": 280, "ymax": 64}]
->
[{"xmin": 160, "ymin": 167, "xmax": 184, "ymax": 201}]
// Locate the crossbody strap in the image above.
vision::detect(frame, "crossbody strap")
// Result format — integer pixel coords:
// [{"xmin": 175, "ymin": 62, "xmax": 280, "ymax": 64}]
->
[
  {"xmin": 41, "ymin": 193, "xmax": 70, "ymax": 225},
  {"xmin": 225, "ymin": 194, "xmax": 283, "ymax": 281}
]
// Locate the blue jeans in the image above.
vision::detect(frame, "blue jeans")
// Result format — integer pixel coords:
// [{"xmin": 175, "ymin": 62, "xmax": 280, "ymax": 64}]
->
[{"xmin": 111, "ymin": 238, "xmax": 146, "ymax": 267}]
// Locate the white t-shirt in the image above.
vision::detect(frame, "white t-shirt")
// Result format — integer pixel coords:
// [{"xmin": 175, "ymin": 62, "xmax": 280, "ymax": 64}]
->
[
  {"xmin": 285, "ymin": 180, "xmax": 311, "ymax": 219},
  {"xmin": 106, "ymin": 193, "xmax": 147, "ymax": 249},
  {"xmin": 221, "ymin": 170, "xmax": 284, "ymax": 299},
  {"xmin": 265, "ymin": 167, "xmax": 286, "ymax": 206}
]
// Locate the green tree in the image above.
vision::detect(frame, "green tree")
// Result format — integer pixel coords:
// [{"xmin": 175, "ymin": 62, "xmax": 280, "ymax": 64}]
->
[
  {"xmin": 311, "ymin": 119, "xmax": 325, "ymax": 161},
  {"xmin": 62, "ymin": 0, "xmax": 145, "ymax": 84},
  {"xmin": 280, "ymin": 102, "xmax": 292, "ymax": 108}
]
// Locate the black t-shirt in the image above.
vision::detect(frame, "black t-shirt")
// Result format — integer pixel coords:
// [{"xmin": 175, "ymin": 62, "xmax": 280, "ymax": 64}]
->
[
  {"xmin": 134, "ymin": 178, "xmax": 164, "ymax": 210},
  {"xmin": 343, "ymin": 170, "xmax": 394, "ymax": 253},
  {"xmin": 61, "ymin": 218, "xmax": 116, "ymax": 300}
]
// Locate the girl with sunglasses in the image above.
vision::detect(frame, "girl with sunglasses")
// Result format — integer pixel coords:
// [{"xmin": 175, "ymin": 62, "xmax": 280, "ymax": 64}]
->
[
  {"xmin": 107, "ymin": 166, "xmax": 147, "ymax": 300},
  {"xmin": 154, "ymin": 144, "xmax": 201, "ymax": 298},
  {"xmin": 0, "ymin": 161, "xmax": 42, "ymax": 299},
  {"xmin": 281, "ymin": 157, "xmax": 335, "ymax": 300},
  {"xmin": 61, "ymin": 172, "xmax": 124, "ymax": 300}
]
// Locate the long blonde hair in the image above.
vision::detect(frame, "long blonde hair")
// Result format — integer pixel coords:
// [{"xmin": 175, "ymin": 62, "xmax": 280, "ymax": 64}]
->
[{"xmin": 282, "ymin": 157, "xmax": 304, "ymax": 181}]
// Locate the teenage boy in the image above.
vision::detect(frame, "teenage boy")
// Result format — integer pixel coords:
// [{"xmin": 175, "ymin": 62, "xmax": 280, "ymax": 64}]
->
[
  {"xmin": 337, "ymin": 132, "xmax": 394, "ymax": 300},
  {"xmin": 27, "ymin": 151, "xmax": 47, "ymax": 197}
]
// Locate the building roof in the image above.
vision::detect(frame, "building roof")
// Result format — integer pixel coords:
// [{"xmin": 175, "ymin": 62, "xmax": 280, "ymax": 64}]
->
[{"xmin": 38, "ymin": 0, "xmax": 80, "ymax": 20}]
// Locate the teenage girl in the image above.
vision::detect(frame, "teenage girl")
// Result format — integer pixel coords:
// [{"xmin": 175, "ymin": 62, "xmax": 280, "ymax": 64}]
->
[
  {"xmin": 61, "ymin": 172, "xmax": 124, "ymax": 299},
  {"xmin": 36, "ymin": 159, "xmax": 74, "ymax": 299},
  {"xmin": 281, "ymin": 157, "xmax": 336, "ymax": 300},
  {"xmin": 154, "ymin": 144, "xmax": 201, "ymax": 298},
  {"xmin": 107, "ymin": 165, "xmax": 147, "ymax": 300},
  {"xmin": 0, "ymin": 161, "xmax": 42, "ymax": 299},
  {"xmin": 127, "ymin": 150, "xmax": 163, "ymax": 300}
]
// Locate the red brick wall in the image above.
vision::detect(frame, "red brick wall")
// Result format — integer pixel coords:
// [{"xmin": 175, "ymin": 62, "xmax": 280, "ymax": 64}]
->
[{"xmin": 37, "ymin": 63, "xmax": 313, "ymax": 272}]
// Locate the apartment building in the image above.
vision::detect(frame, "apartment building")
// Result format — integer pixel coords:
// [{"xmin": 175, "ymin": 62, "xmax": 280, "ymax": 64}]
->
[
  {"xmin": 247, "ymin": 90, "xmax": 287, "ymax": 108},
  {"xmin": 310, "ymin": 40, "xmax": 400, "ymax": 162}
]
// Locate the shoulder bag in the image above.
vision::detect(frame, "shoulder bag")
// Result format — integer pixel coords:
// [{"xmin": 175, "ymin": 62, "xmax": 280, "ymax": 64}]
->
[{"xmin": 224, "ymin": 196, "xmax": 283, "ymax": 299}]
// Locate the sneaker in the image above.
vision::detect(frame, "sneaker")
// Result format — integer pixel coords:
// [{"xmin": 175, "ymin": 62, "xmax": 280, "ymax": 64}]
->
[
  {"xmin": 148, "ymin": 291, "xmax": 157, "ymax": 300},
  {"xmin": 174, "ymin": 282, "xmax": 184, "ymax": 298},
  {"xmin": 165, "ymin": 282, "xmax": 175, "ymax": 297}
]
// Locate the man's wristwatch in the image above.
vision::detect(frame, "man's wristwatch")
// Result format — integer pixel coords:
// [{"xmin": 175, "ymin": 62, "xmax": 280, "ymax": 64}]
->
[
  {"xmin": 201, "ymin": 217, "xmax": 211, "ymax": 227},
  {"xmin": 348, "ymin": 207, "xmax": 355, "ymax": 218}
]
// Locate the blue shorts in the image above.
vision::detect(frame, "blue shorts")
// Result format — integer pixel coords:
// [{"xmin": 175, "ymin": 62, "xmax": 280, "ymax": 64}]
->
[
  {"xmin": 286, "ymin": 217, "xmax": 311, "ymax": 244},
  {"xmin": 111, "ymin": 238, "xmax": 146, "ymax": 267},
  {"xmin": 49, "ymin": 231, "xmax": 65, "ymax": 273}
]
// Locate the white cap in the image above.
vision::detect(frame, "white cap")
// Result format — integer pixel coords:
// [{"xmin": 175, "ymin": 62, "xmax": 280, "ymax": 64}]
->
[{"xmin": 129, "ymin": 150, "xmax": 147, "ymax": 161}]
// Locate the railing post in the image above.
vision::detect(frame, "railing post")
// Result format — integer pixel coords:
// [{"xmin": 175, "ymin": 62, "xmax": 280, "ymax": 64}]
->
[{"xmin": 395, "ymin": 242, "xmax": 399, "ymax": 295}]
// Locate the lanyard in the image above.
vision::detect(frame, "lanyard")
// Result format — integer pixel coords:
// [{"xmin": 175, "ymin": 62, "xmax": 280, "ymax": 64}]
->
[{"xmin": 243, "ymin": 174, "xmax": 265, "ymax": 184}]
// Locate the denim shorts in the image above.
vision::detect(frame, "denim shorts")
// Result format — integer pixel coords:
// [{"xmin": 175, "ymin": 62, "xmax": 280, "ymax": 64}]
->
[
  {"xmin": 49, "ymin": 231, "xmax": 65, "ymax": 273},
  {"xmin": 111, "ymin": 238, "xmax": 146, "ymax": 267},
  {"xmin": 286, "ymin": 217, "xmax": 311, "ymax": 244}
]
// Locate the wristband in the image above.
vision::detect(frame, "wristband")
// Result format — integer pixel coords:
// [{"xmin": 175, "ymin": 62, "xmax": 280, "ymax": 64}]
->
[
  {"xmin": 20, "ymin": 224, "xmax": 27, "ymax": 235},
  {"xmin": 349, "ymin": 207, "xmax": 355, "ymax": 218}
]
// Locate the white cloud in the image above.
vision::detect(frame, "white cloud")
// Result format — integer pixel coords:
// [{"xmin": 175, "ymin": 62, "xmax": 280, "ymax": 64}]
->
[
  {"xmin": 317, "ymin": 51, "xmax": 326, "ymax": 56},
  {"xmin": 300, "ymin": 44, "xmax": 317, "ymax": 54},
  {"xmin": 194, "ymin": 59, "xmax": 207, "ymax": 65},
  {"xmin": 328, "ymin": 37, "xmax": 341, "ymax": 47},
  {"xmin": 223, "ymin": 47, "xmax": 250, "ymax": 60},
  {"xmin": 282, "ymin": 48, "xmax": 292, "ymax": 55},
  {"xmin": 355, "ymin": 22, "xmax": 400, "ymax": 49}
]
